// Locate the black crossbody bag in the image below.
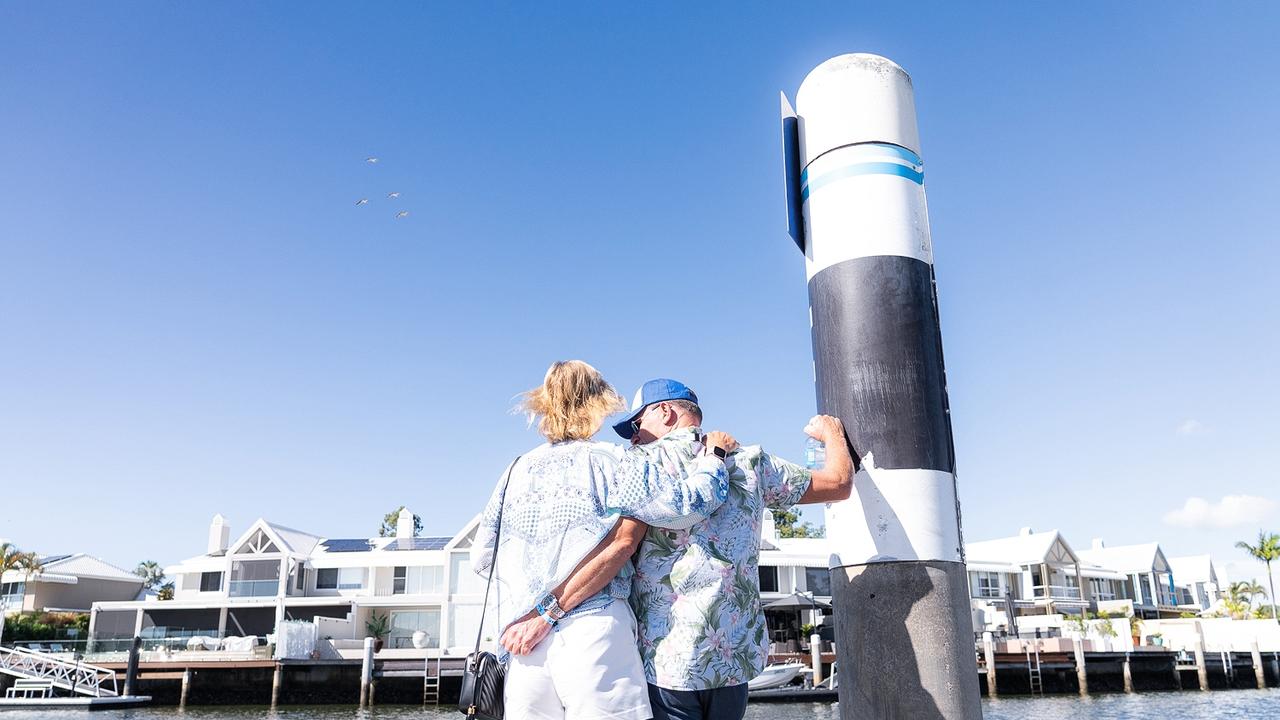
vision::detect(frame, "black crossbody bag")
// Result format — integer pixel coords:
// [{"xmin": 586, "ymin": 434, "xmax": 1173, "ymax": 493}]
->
[{"xmin": 458, "ymin": 455, "xmax": 519, "ymax": 720}]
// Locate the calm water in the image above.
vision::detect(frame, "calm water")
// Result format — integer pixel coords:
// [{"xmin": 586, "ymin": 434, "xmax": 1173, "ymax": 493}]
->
[{"xmin": 13, "ymin": 690, "xmax": 1280, "ymax": 720}]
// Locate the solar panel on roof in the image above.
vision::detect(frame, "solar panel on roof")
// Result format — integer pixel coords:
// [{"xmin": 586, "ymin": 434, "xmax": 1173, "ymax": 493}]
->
[
  {"xmin": 321, "ymin": 539, "xmax": 374, "ymax": 553},
  {"xmin": 384, "ymin": 537, "xmax": 450, "ymax": 551},
  {"xmin": 38, "ymin": 554, "xmax": 71, "ymax": 564}
]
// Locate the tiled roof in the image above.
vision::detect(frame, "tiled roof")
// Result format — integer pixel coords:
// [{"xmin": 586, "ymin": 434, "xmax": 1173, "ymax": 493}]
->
[
  {"xmin": 39, "ymin": 554, "xmax": 143, "ymax": 583},
  {"xmin": 1078, "ymin": 542, "xmax": 1165, "ymax": 574}
]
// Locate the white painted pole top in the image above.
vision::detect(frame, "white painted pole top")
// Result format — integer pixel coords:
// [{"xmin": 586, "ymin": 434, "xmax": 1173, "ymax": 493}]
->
[{"xmin": 795, "ymin": 54, "xmax": 921, "ymax": 163}]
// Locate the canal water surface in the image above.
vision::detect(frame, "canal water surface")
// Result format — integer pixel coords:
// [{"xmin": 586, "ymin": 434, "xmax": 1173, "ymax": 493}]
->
[{"xmin": 13, "ymin": 689, "xmax": 1280, "ymax": 720}]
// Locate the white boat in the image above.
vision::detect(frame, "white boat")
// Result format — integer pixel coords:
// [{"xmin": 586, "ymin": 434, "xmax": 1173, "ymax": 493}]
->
[{"xmin": 747, "ymin": 662, "xmax": 808, "ymax": 690}]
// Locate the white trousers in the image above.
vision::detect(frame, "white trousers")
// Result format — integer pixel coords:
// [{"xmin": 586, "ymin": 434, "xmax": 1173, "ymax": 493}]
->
[{"xmin": 504, "ymin": 601, "xmax": 652, "ymax": 720}]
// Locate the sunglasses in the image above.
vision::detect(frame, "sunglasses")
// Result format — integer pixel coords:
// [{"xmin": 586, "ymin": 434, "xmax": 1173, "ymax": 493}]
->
[{"xmin": 629, "ymin": 404, "xmax": 660, "ymax": 435}]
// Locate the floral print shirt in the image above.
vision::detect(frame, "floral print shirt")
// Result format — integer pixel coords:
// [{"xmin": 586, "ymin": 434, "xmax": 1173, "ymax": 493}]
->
[
  {"xmin": 629, "ymin": 428, "xmax": 812, "ymax": 690},
  {"xmin": 471, "ymin": 440, "xmax": 729, "ymax": 632}
]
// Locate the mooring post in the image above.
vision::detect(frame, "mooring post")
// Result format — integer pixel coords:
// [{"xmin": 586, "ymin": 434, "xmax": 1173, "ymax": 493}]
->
[
  {"xmin": 810, "ymin": 633, "xmax": 823, "ymax": 686},
  {"xmin": 1073, "ymin": 637, "xmax": 1088, "ymax": 695},
  {"xmin": 179, "ymin": 667, "xmax": 192, "ymax": 708},
  {"xmin": 271, "ymin": 662, "xmax": 283, "ymax": 707},
  {"xmin": 359, "ymin": 636, "xmax": 374, "ymax": 707},
  {"xmin": 1123, "ymin": 652, "xmax": 1134, "ymax": 693},
  {"xmin": 982, "ymin": 632, "xmax": 997, "ymax": 697},
  {"xmin": 1251, "ymin": 641, "xmax": 1265, "ymax": 690},
  {"xmin": 1193, "ymin": 622, "xmax": 1209, "ymax": 691},
  {"xmin": 779, "ymin": 53, "xmax": 980, "ymax": 720},
  {"xmin": 123, "ymin": 636, "xmax": 141, "ymax": 698}
]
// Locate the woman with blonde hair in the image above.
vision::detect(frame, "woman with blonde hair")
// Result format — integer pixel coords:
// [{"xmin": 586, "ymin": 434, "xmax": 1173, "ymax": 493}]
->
[{"xmin": 473, "ymin": 360, "xmax": 736, "ymax": 720}]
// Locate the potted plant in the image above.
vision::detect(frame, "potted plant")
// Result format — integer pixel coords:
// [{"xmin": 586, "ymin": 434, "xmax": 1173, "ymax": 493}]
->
[
  {"xmin": 1149, "ymin": 632, "xmax": 1163, "ymax": 647},
  {"xmin": 1129, "ymin": 615, "xmax": 1142, "ymax": 647},
  {"xmin": 366, "ymin": 611, "xmax": 390, "ymax": 653}
]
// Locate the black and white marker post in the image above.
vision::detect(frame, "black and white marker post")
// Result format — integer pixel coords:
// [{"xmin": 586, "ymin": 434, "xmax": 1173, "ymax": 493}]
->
[{"xmin": 781, "ymin": 54, "xmax": 981, "ymax": 719}]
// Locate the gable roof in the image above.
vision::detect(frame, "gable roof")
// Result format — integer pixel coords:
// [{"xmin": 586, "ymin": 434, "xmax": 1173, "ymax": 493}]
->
[
  {"xmin": 15, "ymin": 554, "xmax": 144, "ymax": 584},
  {"xmin": 965, "ymin": 530, "xmax": 1079, "ymax": 566},
  {"xmin": 1078, "ymin": 542, "xmax": 1169, "ymax": 574},
  {"xmin": 226, "ymin": 518, "xmax": 322, "ymax": 557},
  {"xmin": 1168, "ymin": 554, "xmax": 1217, "ymax": 585}
]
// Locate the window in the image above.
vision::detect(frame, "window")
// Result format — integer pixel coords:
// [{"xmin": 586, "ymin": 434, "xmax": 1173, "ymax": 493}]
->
[
  {"xmin": 389, "ymin": 610, "xmax": 441, "ymax": 649},
  {"xmin": 229, "ymin": 560, "xmax": 279, "ymax": 597},
  {"xmin": 0, "ymin": 581, "xmax": 24, "ymax": 609},
  {"xmin": 971, "ymin": 571, "xmax": 1001, "ymax": 598},
  {"xmin": 450, "ymin": 554, "xmax": 484, "ymax": 594},
  {"xmin": 315, "ymin": 567, "xmax": 364, "ymax": 590},
  {"xmin": 200, "ymin": 572, "xmax": 223, "ymax": 592},
  {"xmin": 804, "ymin": 567, "xmax": 831, "ymax": 596},
  {"xmin": 316, "ymin": 568, "xmax": 338, "ymax": 590},
  {"xmin": 758, "ymin": 566, "xmax": 779, "ymax": 593},
  {"xmin": 393, "ymin": 567, "xmax": 407, "ymax": 595},
  {"xmin": 295, "ymin": 568, "xmax": 306, "ymax": 591},
  {"xmin": 1089, "ymin": 577, "xmax": 1115, "ymax": 601},
  {"xmin": 395, "ymin": 566, "xmax": 444, "ymax": 595}
]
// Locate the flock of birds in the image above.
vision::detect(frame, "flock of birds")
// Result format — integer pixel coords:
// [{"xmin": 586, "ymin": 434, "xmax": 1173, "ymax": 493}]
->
[{"xmin": 357, "ymin": 156, "xmax": 409, "ymax": 219}]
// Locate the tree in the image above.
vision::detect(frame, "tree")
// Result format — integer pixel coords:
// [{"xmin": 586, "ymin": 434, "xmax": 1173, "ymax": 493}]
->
[
  {"xmin": 379, "ymin": 506, "xmax": 423, "ymax": 538},
  {"xmin": 158, "ymin": 583, "xmax": 175, "ymax": 601},
  {"xmin": 133, "ymin": 560, "xmax": 166, "ymax": 593},
  {"xmin": 770, "ymin": 509, "xmax": 825, "ymax": 539},
  {"xmin": 0, "ymin": 543, "xmax": 42, "ymax": 645},
  {"xmin": 1235, "ymin": 530, "xmax": 1280, "ymax": 625}
]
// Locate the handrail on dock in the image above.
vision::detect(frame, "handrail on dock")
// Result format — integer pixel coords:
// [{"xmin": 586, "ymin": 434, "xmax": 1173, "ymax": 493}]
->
[{"xmin": 0, "ymin": 645, "xmax": 119, "ymax": 697}]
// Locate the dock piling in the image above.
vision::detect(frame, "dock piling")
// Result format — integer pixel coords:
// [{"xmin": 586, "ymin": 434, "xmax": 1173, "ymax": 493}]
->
[
  {"xmin": 359, "ymin": 636, "xmax": 374, "ymax": 708},
  {"xmin": 1072, "ymin": 638, "xmax": 1088, "ymax": 695},
  {"xmin": 180, "ymin": 667, "xmax": 192, "ymax": 708},
  {"xmin": 123, "ymin": 636, "xmax": 141, "ymax": 698},
  {"xmin": 982, "ymin": 632, "xmax": 997, "ymax": 697},
  {"xmin": 1122, "ymin": 653, "xmax": 1134, "ymax": 693},
  {"xmin": 271, "ymin": 663, "xmax": 283, "ymax": 707},
  {"xmin": 1251, "ymin": 641, "xmax": 1265, "ymax": 689},
  {"xmin": 810, "ymin": 634, "xmax": 823, "ymax": 686},
  {"xmin": 1193, "ymin": 624, "xmax": 1209, "ymax": 691}
]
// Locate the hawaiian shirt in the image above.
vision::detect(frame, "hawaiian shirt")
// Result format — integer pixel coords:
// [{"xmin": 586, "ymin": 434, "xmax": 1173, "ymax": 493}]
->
[
  {"xmin": 472, "ymin": 440, "xmax": 729, "ymax": 632},
  {"xmin": 629, "ymin": 427, "xmax": 812, "ymax": 690}
]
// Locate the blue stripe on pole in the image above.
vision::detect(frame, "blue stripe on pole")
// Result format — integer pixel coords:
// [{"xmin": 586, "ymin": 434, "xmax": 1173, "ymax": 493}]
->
[{"xmin": 801, "ymin": 162, "xmax": 924, "ymax": 201}]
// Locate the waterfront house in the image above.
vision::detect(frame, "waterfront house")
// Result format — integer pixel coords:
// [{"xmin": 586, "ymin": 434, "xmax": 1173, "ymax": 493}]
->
[
  {"xmin": 89, "ymin": 509, "xmax": 495, "ymax": 659},
  {"xmin": 756, "ymin": 513, "xmax": 834, "ymax": 647},
  {"xmin": 1078, "ymin": 539, "xmax": 1183, "ymax": 618},
  {"xmin": 1, "ymin": 554, "xmax": 143, "ymax": 615},
  {"xmin": 1167, "ymin": 554, "xmax": 1224, "ymax": 612},
  {"xmin": 962, "ymin": 528, "xmax": 1136, "ymax": 635}
]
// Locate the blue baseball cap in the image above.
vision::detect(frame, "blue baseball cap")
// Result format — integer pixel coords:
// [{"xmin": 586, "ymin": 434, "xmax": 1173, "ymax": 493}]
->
[{"xmin": 612, "ymin": 378, "xmax": 700, "ymax": 440}]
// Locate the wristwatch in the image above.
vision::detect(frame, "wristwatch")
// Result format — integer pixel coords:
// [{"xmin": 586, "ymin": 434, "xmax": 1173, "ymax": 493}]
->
[
  {"xmin": 711, "ymin": 445, "xmax": 729, "ymax": 459},
  {"xmin": 535, "ymin": 592, "xmax": 566, "ymax": 622}
]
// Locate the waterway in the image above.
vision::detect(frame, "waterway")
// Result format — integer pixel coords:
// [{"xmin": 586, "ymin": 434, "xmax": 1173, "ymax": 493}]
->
[{"xmin": 12, "ymin": 689, "xmax": 1280, "ymax": 720}]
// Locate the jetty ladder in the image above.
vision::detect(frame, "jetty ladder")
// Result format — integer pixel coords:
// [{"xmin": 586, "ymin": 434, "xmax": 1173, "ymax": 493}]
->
[
  {"xmin": 423, "ymin": 653, "xmax": 441, "ymax": 705},
  {"xmin": 1024, "ymin": 642, "xmax": 1043, "ymax": 695},
  {"xmin": 0, "ymin": 645, "xmax": 119, "ymax": 697}
]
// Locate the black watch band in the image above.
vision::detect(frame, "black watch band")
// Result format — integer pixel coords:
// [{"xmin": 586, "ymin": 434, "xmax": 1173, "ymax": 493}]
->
[{"xmin": 712, "ymin": 445, "xmax": 728, "ymax": 459}]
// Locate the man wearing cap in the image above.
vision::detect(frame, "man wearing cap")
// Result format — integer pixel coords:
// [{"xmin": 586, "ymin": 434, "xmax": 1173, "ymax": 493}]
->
[{"xmin": 614, "ymin": 378, "xmax": 854, "ymax": 720}]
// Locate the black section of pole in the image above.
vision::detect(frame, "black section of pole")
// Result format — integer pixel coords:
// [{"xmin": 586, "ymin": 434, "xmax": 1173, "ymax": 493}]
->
[{"xmin": 809, "ymin": 256, "xmax": 954, "ymax": 472}]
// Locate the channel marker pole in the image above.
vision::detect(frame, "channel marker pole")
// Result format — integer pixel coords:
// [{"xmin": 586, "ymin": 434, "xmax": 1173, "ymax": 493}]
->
[{"xmin": 781, "ymin": 54, "xmax": 981, "ymax": 719}]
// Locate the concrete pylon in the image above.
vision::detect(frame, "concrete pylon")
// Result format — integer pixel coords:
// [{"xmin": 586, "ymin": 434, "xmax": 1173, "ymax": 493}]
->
[{"xmin": 781, "ymin": 54, "xmax": 980, "ymax": 719}]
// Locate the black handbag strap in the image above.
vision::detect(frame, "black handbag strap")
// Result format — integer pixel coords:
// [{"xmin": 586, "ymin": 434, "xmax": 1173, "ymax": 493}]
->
[{"xmin": 473, "ymin": 455, "xmax": 520, "ymax": 656}]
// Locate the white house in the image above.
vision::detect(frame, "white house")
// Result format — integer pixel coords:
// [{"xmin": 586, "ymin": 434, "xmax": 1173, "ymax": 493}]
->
[
  {"xmin": 1, "ymin": 554, "xmax": 143, "ymax": 615},
  {"xmin": 1078, "ymin": 539, "xmax": 1183, "ymax": 618},
  {"xmin": 89, "ymin": 509, "xmax": 495, "ymax": 659},
  {"xmin": 1167, "ymin": 554, "xmax": 1224, "ymax": 611}
]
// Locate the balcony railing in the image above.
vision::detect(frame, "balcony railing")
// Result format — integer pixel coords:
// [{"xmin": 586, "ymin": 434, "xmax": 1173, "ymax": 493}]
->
[
  {"xmin": 228, "ymin": 580, "xmax": 279, "ymax": 598},
  {"xmin": 1032, "ymin": 584, "xmax": 1082, "ymax": 600}
]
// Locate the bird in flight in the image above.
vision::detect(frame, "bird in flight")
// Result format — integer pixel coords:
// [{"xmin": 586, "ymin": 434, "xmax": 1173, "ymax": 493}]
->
[
  {"xmin": 355, "ymin": 198, "xmax": 369, "ymax": 206},
  {"xmin": 387, "ymin": 192, "xmax": 401, "ymax": 199},
  {"xmin": 365, "ymin": 157, "xmax": 379, "ymax": 164},
  {"xmin": 395, "ymin": 211, "xmax": 409, "ymax": 219}
]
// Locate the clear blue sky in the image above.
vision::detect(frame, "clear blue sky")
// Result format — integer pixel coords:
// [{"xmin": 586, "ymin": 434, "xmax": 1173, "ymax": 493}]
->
[{"xmin": 2, "ymin": 3, "xmax": 1277, "ymax": 586}]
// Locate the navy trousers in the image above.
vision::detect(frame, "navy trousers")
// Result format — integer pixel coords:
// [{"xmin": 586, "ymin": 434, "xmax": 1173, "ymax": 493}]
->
[{"xmin": 647, "ymin": 682, "xmax": 749, "ymax": 720}]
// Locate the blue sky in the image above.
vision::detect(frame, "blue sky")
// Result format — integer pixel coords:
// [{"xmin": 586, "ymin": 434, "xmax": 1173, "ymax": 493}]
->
[{"xmin": 2, "ymin": 3, "xmax": 1277, "ymax": 586}]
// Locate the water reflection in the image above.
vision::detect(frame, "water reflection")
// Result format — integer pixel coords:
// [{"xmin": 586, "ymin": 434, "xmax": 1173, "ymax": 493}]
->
[{"xmin": 11, "ymin": 689, "xmax": 1280, "ymax": 720}]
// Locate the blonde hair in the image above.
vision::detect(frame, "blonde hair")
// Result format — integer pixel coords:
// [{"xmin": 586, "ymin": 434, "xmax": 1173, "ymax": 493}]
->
[{"xmin": 519, "ymin": 360, "xmax": 626, "ymax": 443}]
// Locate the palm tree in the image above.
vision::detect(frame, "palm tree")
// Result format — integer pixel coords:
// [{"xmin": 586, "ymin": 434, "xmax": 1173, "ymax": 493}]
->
[
  {"xmin": 1236, "ymin": 530, "xmax": 1280, "ymax": 625},
  {"xmin": 133, "ymin": 560, "xmax": 166, "ymax": 593},
  {"xmin": 1228, "ymin": 580, "xmax": 1266, "ymax": 612},
  {"xmin": 1, "ymin": 543, "xmax": 43, "ymax": 645}
]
